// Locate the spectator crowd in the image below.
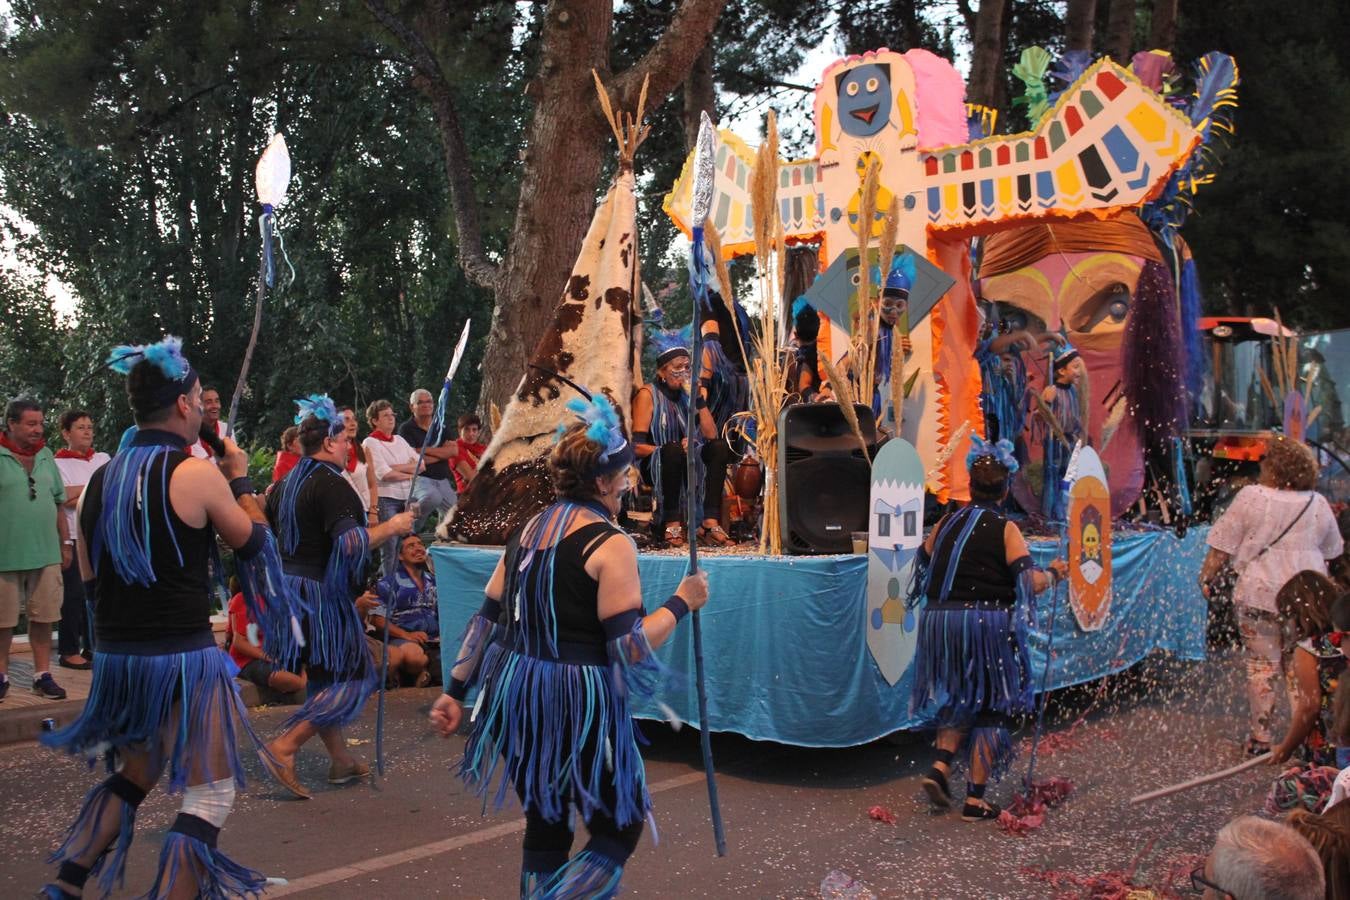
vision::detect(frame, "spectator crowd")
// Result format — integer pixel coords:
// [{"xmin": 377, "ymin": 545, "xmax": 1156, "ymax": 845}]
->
[{"xmin": 0, "ymin": 389, "xmax": 485, "ymax": 704}]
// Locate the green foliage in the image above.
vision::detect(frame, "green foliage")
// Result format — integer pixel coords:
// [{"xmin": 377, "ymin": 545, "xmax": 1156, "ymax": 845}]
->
[
  {"xmin": 246, "ymin": 445, "xmax": 274, "ymax": 493},
  {"xmin": 0, "ymin": 0, "xmax": 503, "ymax": 447},
  {"xmin": 1175, "ymin": 0, "xmax": 1350, "ymax": 328}
]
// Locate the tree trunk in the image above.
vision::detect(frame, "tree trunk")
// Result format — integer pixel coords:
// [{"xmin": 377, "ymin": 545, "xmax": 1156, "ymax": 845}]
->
[
  {"xmin": 369, "ymin": 0, "xmax": 728, "ymax": 415},
  {"xmin": 1065, "ymin": 0, "xmax": 1098, "ymax": 53},
  {"xmin": 1104, "ymin": 0, "xmax": 1136, "ymax": 63},
  {"xmin": 683, "ymin": 44, "xmax": 715, "ymax": 152},
  {"xmin": 476, "ymin": 0, "xmax": 727, "ymax": 413},
  {"xmin": 475, "ymin": 0, "xmax": 614, "ymax": 415},
  {"xmin": 966, "ymin": 0, "xmax": 1007, "ymax": 109},
  {"xmin": 1148, "ymin": 0, "xmax": 1178, "ymax": 52}
]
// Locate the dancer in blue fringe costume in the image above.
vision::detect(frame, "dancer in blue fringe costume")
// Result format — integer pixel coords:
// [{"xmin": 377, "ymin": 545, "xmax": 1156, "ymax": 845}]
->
[
  {"xmin": 41, "ymin": 337, "xmax": 305, "ymax": 900},
  {"xmin": 1037, "ymin": 342, "xmax": 1086, "ymax": 522},
  {"xmin": 432, "ymin": 394, "xmax": 710, "ymax": 898},
  {"xmin": 909, "ymin": 436, "xmax": 1066, "ymax": 823},
  {"xmin": 632, "ymin": 345, "xmax": 717, "ymax": 547},
  {"xmin": 261, "ymin": 395, "xmax": 415, "ymax": 799}
]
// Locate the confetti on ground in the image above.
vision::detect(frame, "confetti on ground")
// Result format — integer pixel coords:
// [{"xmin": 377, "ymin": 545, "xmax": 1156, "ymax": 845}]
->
[
  {"xmin": 997, "ymin": 777, "xmax": 1075, "ymax": 836},
  {"xmin": 866, "ymin": 804, "xmax": 897, "ymax": 825}
]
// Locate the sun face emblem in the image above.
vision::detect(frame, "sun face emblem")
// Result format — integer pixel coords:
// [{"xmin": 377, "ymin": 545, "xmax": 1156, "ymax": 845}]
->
[
  {"xmin": 836, "ymin": 63, "xmax": 892, "ymax": 138},
  {"xmin": 1083, "ymin": 522, "xmax": 1101, "ymax": 561}
]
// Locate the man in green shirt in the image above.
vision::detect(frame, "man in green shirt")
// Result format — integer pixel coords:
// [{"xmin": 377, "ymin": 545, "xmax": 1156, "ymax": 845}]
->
[{"xmin": 0, "ymin": 398, "xmax": 72, "ymax": 701}]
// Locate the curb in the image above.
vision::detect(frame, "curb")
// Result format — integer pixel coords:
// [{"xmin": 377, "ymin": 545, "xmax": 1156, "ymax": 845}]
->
[{"xmin": 0, "ymin": 699, "xmax": 85, "ymax": 746}]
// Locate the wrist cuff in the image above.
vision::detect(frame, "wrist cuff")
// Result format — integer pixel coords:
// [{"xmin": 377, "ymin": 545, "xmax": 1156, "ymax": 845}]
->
[
  {"xmin": 229, "ymin": 477, "xmax": 255, "ymax": 499},
  {"xmin": 235, "ymin": 522, "xmax": 268, "ymax": 560},
  {"xmin": 661, "ymin": 594, "xmax": 690, "ymax": 623}
]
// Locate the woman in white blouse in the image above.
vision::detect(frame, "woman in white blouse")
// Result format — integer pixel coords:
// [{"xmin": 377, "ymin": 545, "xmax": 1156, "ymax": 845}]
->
[
  {"xmin": 1199, "ymin": 436, "xmax": 1343, "ymax": 756},
  {"xmin": 362, "ymin": 400, "xmax": 422, "ymax": 576}
]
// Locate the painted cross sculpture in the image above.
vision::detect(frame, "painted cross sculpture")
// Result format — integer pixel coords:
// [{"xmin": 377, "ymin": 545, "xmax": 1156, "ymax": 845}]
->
[{"xmin": 665, "ymin": 49, "xmax": 1201, "ymax": 500}]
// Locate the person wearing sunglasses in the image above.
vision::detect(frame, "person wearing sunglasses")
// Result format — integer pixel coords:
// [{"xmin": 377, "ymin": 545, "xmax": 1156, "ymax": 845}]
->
[
  {"xmin": 0, "ymin": 397, "xmax": 72, "ymax": 703},
  {"xmin": 1193, "ymin": 816, "xmax": 1322, "ymax": 899}
]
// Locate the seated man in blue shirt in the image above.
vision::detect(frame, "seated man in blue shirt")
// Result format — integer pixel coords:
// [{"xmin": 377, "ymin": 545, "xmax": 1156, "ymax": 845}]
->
[{"xmin": 372, "ymin": 534, "xmax": 438, "ymax": 687}]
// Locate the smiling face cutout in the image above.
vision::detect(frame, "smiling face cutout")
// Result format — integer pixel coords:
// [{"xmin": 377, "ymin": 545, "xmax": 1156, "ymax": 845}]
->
[{"xmin": 836, "ymin": 63, "xmax": 892, "ymax": 137}]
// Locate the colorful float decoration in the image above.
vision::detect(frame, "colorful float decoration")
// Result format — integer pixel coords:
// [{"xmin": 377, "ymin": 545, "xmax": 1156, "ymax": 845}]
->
[{"xmin": 666, "ymin": 48, "xmax": 1208, "ymax": 501}]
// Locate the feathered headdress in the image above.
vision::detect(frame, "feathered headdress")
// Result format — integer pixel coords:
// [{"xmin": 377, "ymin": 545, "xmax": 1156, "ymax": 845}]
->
[
  {"xmin": 294, "ymin": 393, "xmax": 344, "ymax": 436},
  {"xmin": 884, "ymin": 253, "xmax": 916, "ymax": 296},
  {"xmin": 966, "ymin": 434, "xmax": 1020, "ymax": 474},
  {"xmin": 648, "ymin": 324, "xmax": 693, "ymax": 368},
  {"xmin": 1053, "ymin": 339, "xmax": 1081, "ymax": 371},
  {"xmin": 107, "ymin": 336, "xmax": 193, "ymax": 381},
  {"xmin": 557, "ymin": 392, "xmax": 634, "ymax": 476}
]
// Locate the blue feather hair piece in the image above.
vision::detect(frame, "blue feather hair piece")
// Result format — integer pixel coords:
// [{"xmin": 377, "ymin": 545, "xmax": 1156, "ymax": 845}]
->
[
  {"xmin": 106, "ymin": 335, "xmax": 191, "ymax": 381},
  {"xmin": 885, "ymin": 253, "xmax": 917, "ymax": 293},
  {"xmin": 967, "ymin": 435, "xmax": 1020, "ymax": 474},
  {"xmin": 559, "ymin": 394, "xmax": 628, "ymax": 462},
  {"xmin": 294, "ymin": 393, "xmax": 344, "ymax": 435},
  {"xmin": 648, "ymin": 323, "xmax": 693, "ymax": 360}
]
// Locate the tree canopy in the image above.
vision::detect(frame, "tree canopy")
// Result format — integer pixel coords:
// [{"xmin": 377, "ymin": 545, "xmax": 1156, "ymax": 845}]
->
[{"xmin": 1, "ymin": 0, "xmax": 1346, "ymax": 450}]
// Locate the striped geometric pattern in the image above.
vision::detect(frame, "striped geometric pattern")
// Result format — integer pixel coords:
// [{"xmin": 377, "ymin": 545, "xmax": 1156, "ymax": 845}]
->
[{"xmin": 922, "ymin": 59, "xmax": 1200, "ymax": 232}]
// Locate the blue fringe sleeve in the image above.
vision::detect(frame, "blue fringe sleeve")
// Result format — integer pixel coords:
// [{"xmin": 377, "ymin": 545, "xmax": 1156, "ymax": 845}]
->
[
  {"xmin": 1015, "ymin": 567, "xmax": 1041, "ymax": 651},
  {"xmin": 447, "ymin": 610, "xmax": 497, "ymax": 702},
  {"xmin": 235, "ymin": 524, "xmax": 309, "ymax": 671},
  {"xmin": 324, "ymin": 520, "xmax": 369, "ymax": 599},
  {"xmin": 605, "ymin": 616, "xmax": 680, "ymax": 727}
]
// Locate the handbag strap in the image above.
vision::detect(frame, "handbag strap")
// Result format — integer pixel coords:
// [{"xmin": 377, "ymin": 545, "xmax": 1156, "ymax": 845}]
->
[{"xmin": 1251, "ymin": 494, "xmax": 1316, "ymax": 563}]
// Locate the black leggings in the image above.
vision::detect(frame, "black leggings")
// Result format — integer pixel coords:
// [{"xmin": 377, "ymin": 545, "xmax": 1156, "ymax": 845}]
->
[
  {"xmin": 517, "ymin": 784, "xmax": 644, "ymax": 875},
  {"xmin": 645, "ymin": 439, "xmax": 733, "ymax": 525}
]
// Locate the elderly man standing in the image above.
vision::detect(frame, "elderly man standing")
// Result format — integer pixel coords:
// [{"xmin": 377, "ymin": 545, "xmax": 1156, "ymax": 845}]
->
[
  {"xmin": 0, "ymin": 398, "xmax": 71, "ymax": 701},
  {"xmin": 397, "ymin": 388, "xmax": 458, "ymax": 526},
  {"xmin": 1194, "ymin": 816, "xmax": 1324, "ymax": 899}
]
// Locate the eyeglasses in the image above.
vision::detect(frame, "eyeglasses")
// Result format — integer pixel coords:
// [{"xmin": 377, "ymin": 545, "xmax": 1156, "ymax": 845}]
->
[
  {"xmin": 1190, "ymin": 863, "xmax": 1234, "ymax": 898},
  {"xmin": 26, "ymin": 474, "xmax": 36, "ymax": 501}
]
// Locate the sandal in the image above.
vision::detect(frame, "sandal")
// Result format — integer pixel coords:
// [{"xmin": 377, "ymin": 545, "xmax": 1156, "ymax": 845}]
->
[
  {"xmin": 663, "ymin": 522, "xmax": 687, "ymax": 547},
  {"xmin": 961, "ymin": 799, "xmax": 1003, "ymax": 822},
  {"xmin": 700, "ymin": 524, "xmax": 733, "ymax": 546},
  {"xmin": 921, "ymin": 768, "xmax": 953, "ymax": 810}
]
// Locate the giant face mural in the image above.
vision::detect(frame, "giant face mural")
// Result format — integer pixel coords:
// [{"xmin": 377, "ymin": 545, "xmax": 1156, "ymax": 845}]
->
[{"xmin": 978, "ymin": 214, "xmax": 1169, "ymax": 517}]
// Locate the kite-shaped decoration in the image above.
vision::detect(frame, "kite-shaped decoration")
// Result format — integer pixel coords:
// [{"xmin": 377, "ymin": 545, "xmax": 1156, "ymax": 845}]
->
[{"xmin": 1067, "ymin": 446, "xmax": 1113, "ymax": 631}]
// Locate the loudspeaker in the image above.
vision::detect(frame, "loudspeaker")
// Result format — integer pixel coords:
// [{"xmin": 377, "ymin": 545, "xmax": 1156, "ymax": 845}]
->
[{"xmin": 777, "ymin": 402, "xmax": 876, "ymax": 554}]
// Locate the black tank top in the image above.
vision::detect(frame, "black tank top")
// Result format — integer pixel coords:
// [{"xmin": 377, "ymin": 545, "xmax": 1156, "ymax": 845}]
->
[
  {"xmin": 925, "ymin": 505, "xmax": 1017, "ymax": 607},
  {"xmin": 81, "ymin": 451, "xmax": 215, "ymax": 642},
  {"xmin": 264, "ymin": 461, "xmax": 364, "ymax": 575},
  {"xmin": 502, "ymin": 519, "xmax": 623, "ymax": 648}
]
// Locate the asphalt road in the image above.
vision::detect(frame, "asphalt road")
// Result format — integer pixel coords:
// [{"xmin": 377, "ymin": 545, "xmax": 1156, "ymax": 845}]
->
[{"xmin": 2, "ymin": 651, "xmax": 1278, "ymax": 899}]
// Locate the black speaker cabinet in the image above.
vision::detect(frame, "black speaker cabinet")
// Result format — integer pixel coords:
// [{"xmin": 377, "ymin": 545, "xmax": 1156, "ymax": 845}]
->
[{"xmin": 777, "ymin": 402, "xmax": 876, "ymax": 554}]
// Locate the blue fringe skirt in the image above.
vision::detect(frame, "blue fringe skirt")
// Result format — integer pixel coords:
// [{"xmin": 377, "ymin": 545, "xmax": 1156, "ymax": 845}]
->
[
  {"xmin": 42, "ymin": 632, "xmax": 263, "ymax": 792},
  {"xmin": 909, "ymin": 604, "xmax": 1034, "ymax": 781},
  {"xmin": 460, "ymin": 642, "xmax": 652, "ymax": 829},
  {"xmin": 282, "ymin": 573, "xmax": 376, "ymax": 730}
]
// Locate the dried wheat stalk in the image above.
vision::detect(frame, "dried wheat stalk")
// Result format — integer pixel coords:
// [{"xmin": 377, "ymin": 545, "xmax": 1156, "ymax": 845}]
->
[
  {"xmin": 851, "ymin": 158, "xmax": 881, "ymax": 411},
  {"xmin": 744, "ymin": 110, "xmax": 790, "ymax": 554}
]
